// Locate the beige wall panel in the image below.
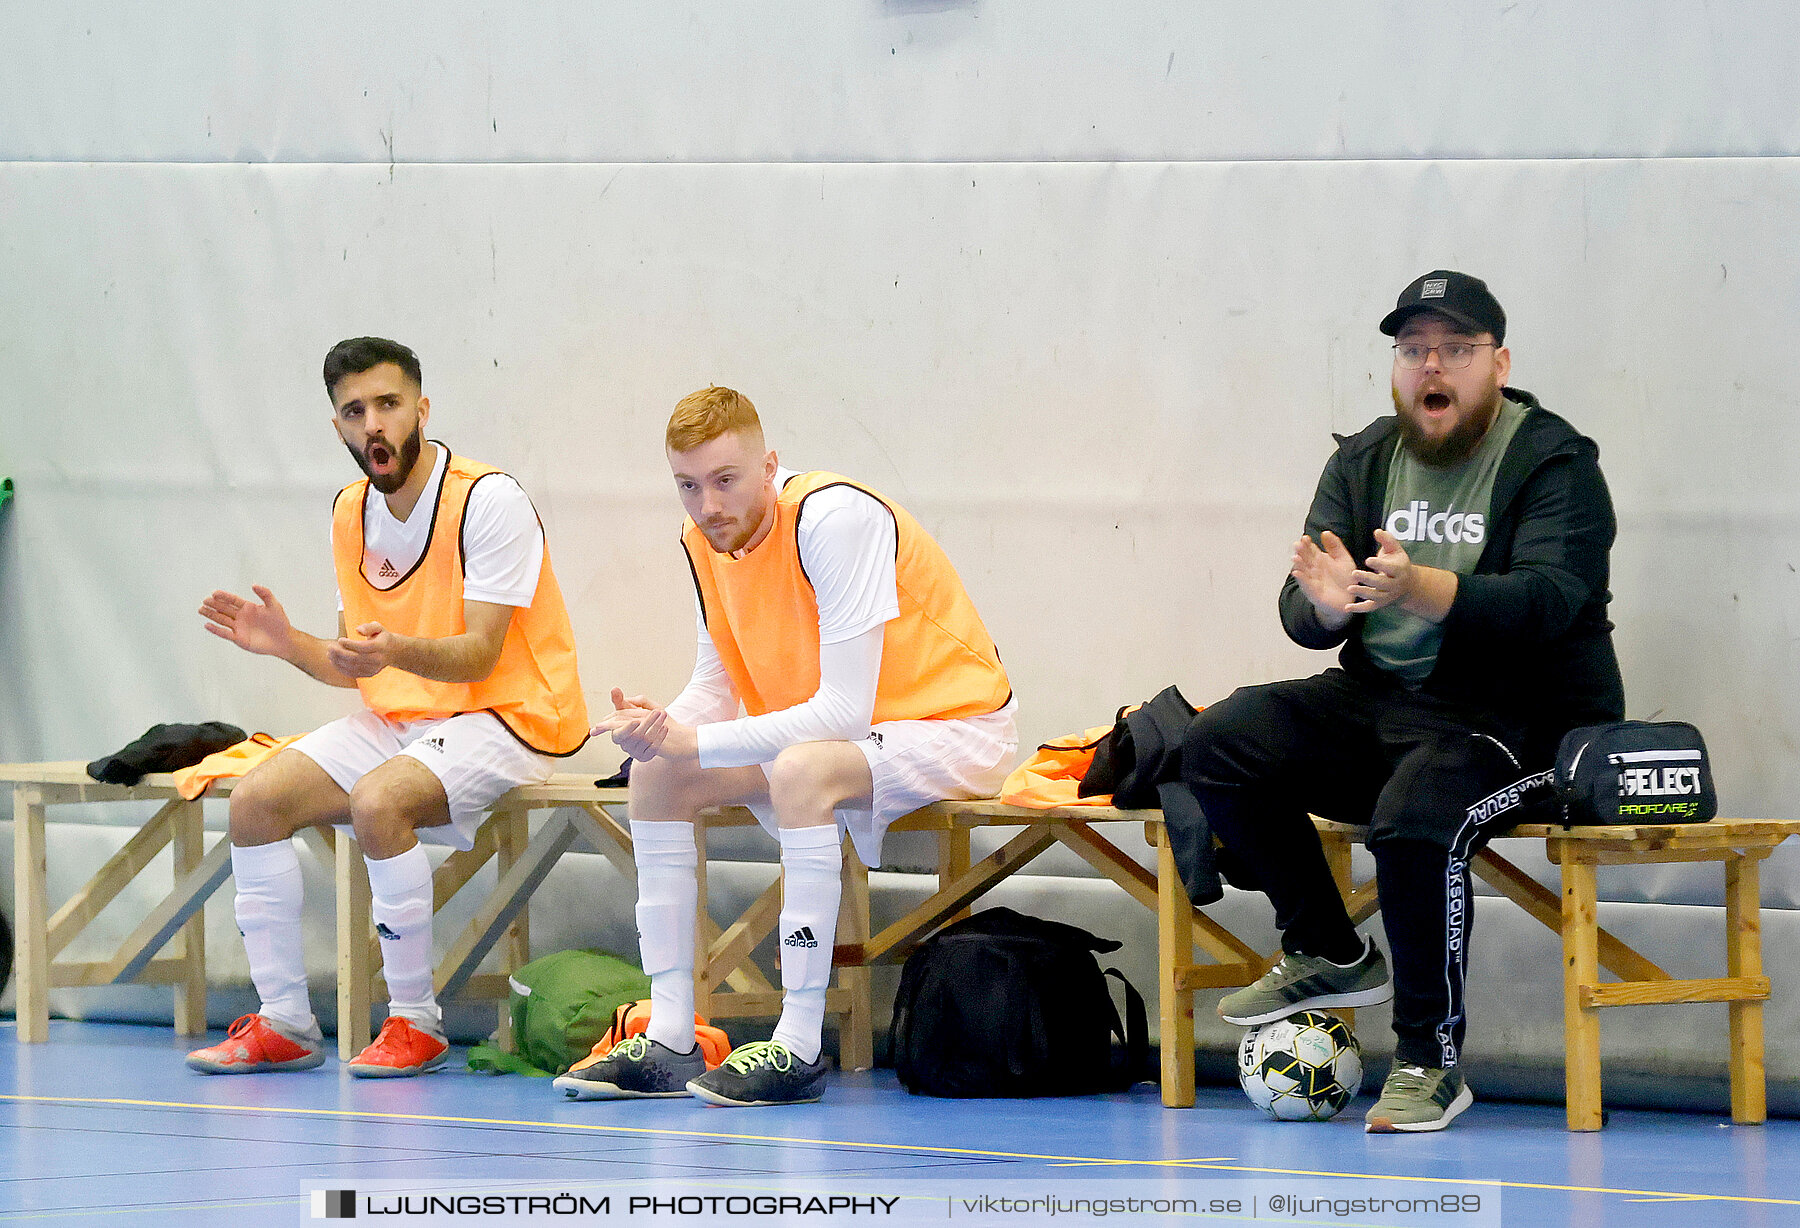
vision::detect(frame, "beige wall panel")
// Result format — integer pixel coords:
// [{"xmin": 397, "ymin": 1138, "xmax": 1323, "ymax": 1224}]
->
[{"xmin": 3, "ymin": 1, "xmax": 1797, "ymax": 163}]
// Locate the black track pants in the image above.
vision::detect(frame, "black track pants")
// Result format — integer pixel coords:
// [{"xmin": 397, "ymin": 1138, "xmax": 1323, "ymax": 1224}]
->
[{"xmin": 1181, "ymin": 669, "xmax": 1546, "ymax": 1068}]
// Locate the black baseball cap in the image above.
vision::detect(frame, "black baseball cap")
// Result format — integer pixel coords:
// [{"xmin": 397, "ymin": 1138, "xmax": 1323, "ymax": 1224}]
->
[{"xmin": 1379, "ymin": 270, "xmax": 1506, "ymax": 344}]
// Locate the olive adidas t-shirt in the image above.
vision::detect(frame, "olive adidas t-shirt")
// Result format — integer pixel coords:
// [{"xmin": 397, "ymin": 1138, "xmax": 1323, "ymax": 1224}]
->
[{"xmin": 1361, "ymin": 396, "xmax": 1527, "ymax": 683}]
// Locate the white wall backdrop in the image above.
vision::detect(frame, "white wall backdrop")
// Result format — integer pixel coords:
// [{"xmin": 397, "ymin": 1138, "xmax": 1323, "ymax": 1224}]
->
[
  {"xmin": 4, "ymin": 1, "xmax": 1797, "ymax": 163},
  {"xmin": 2, "ymin": 0, "xmax": 1798, "ymax": 1100}
]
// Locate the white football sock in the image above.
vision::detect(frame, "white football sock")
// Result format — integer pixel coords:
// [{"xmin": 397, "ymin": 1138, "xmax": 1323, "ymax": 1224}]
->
[
  {"xmin": 230, "ymin": 840, "xmax": 315, "ymax": 1034},
  {"xmin": 770, "ymin": 823, "xmax": 843, "ymax": 1064},
  {"xmin": 364, "ymin": 844, "xmax": 440, "ymax": 1029},
  {"xmin": 632, "ymin": 819, "xmax": 699, "ymax": 1054}
]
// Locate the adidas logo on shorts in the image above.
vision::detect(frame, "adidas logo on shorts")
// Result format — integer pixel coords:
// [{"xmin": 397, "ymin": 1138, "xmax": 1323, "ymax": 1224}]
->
[
  {"xmin": 783, "ymin": 927, "xmax": 819, "ymax": 949},
  {"xmin": 419, "ymin": 736, "xmax": 446, "ymax": 753}
]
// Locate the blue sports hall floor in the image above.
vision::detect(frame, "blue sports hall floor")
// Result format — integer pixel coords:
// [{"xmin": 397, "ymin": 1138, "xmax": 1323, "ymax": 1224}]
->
[{"xmin": 3, "ymin": 1019, "xmax": 1798, "ymax": 1227}]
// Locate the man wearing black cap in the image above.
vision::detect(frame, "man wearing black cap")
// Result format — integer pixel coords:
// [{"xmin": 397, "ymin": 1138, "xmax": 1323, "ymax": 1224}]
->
[{"xmin": 1182, "ymin": 271, "xmax": 1623, "ymax": 1131}]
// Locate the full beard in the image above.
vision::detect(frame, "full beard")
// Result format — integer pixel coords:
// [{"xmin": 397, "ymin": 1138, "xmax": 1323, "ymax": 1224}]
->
[
  {"xmin": 346, "ymin": 425, "xmax": 425, "ymax": 494},
  {"xmin": 1393, "ymin": 386, "xmax": 1501, "ymax": 468}
]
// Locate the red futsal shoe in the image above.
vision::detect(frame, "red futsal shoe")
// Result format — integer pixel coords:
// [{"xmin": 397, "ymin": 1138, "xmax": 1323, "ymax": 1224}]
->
[
  {"xmin": 186, "ymin": 1014, "xmax": 326, "ymax": 1074},
  {"xmin": 347, "ymin": 1016, "xmax": 450, "ymax": 1078}
]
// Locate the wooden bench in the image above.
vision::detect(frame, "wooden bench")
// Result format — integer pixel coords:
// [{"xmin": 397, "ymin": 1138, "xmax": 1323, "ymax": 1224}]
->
[
  {"xmin": 4, "ymin": 762, "xmax": 229, "ymax": 1043},
  {"xmin": 3, "ymin": 763, "xmax": 1201, "ymax": 1067},
  {"xmin": 1151, "ymin": 813, "xmax": 1800, "ymax": 1130},
  {"xmin": 0, "ymin": 761, "xmax": 630, "ymax": 1055},
  {"xmin": 10, "ymin": 759, "xmax": 1796, "ymax": 1132}
]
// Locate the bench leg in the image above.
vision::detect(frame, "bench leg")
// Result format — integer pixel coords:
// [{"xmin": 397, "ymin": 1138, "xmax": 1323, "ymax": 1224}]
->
[
  {"xmin": 171, "ymin": 800, "xmax": 207, "ymax": 1036},
  {"xmin": 494, "ymin": 804, "xmax": 529, "ymax": 1052},
  {"xmin": 1725, "ymin": 851, "xmax": 1767, "ymax": 1125},
  {"xmin": 692, "ymin": 819, "xmax": 712, "ymax": 1022},
  {"xmin": 837, "ymin": 839, "xmax": 874, "ymax": 1072},
  {"xmin": 1561, "ymin": 854, "xmax": 1604, "ymax": 1130},
  {"xmin": 938, "ymin": 827, "xmax": 972, "ymax": 927},
  {"xmin": 1156, "ymin": 832, "xmax": 1196, "ymax": 1108},
  {"xmin": 13, "ymin": 786, "xmax": 50, "ymax": 1043},
  {"xmin": 336, "ymin": 834, "xmax": 374, "ymax": 1060}
]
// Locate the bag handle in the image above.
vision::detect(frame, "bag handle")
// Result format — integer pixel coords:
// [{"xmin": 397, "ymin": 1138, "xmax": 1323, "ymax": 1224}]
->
[{"xmin": 1102, "ymin": 967, "xmax": 1151, "ymax": 1090}]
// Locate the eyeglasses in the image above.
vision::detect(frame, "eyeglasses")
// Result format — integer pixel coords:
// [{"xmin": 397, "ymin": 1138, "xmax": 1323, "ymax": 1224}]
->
[{"xmin": 1392, "ymin": 341, "xmax": 1495, "ymax": 370}]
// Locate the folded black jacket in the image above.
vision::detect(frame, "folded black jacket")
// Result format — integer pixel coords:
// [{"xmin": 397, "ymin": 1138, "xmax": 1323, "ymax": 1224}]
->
[
  {"xmin": 87, "ymin": 722, "xmax": 247, "ymax": 785},
  {"xmin": 1080, "ymin": 685, "xmax": 1247, "ymax": 905}
]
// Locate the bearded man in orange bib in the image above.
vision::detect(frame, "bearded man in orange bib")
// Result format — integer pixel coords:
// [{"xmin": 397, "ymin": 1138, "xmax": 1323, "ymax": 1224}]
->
[
  {"xmin": 186, "ymin": 337, "xmax": 587, "ymax": 1078},
  {"xmin": 555, "ymin": 386, "xmax": 1017, "ymax": 1108}
]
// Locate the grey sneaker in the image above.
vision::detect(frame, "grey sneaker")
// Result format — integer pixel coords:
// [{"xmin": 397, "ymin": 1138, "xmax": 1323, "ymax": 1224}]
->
[
  {"xmin": 1218, "ymin": 937, "xmax": 1392, "ymax": 1026},
  {"xmin": 554, "ymin": 1035, "xmax": 705, "ymax": 1100},
  {"xmin": 686, "ymin": 1041, "xmax": 827, "ymax": 1107},
  {"xmin": 1364, "ymin": 1062, "xmax": 1474, "ymax": 1133}
]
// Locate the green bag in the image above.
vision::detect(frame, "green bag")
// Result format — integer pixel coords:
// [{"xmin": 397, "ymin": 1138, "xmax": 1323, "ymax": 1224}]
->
[{"xmin": 467, "ymin": 949, "xmax": 651, "ymax": 1077}]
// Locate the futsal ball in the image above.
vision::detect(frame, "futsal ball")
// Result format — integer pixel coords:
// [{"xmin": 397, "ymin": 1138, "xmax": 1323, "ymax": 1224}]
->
[{"xmin": 1236, "ymin": 1010, "xmax": 1363, "ymax": 1121}]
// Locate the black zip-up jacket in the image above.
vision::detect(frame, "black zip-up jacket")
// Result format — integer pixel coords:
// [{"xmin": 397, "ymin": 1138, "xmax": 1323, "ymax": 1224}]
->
[{"xmin": 1279, "ymin": 389, "xmax": 1625, "ymax": 760}]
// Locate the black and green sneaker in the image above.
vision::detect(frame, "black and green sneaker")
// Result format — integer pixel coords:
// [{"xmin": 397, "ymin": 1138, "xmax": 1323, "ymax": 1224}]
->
[
  {"xmin": 686, "ymin": 1041, "xmax": 827, "ymax": 1107},
  {"xmin": 1364, "ymin": 1062, "xmax": 1474, "ymax": 1133},
  {"xmin": 1217, "ymin": 936, "xmax": 1392, "ymax": 1026},
  {"xmin": 553, "ymin": 1035, "xmax": 705, "ymax": 1100}
]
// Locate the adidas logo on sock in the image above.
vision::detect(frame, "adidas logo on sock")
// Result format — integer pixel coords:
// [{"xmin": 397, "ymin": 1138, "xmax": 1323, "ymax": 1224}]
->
[
  {"xmin": 783, "ymin": 927, "xmax": 818, "ymax": 949},
  {"xmin": 377, "ymin": 558, "xmax": 400, "ymax": 578},
  {"xmin": 376, "ymin": 922, "xmax": 399, "ymax": 941}
]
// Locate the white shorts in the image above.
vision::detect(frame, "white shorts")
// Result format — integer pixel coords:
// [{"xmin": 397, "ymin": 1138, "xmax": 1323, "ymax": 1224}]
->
[
  {"xmin": 291, "ymin": 709, "xmax": 556, "ymax": 851},
  {"xmin": 748, "ymin": 700, "xmax": 1020, "ymax": 867}
]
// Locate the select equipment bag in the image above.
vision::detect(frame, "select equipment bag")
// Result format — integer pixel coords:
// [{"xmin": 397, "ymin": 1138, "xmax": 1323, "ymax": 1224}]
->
[
  {"xmin": 890, "ymin": 907, "xmax": 1150, "ymax": 1098},
  {"xmin": 1553, "ymin": 720, "xmax": 1716, "ymax": 826}
]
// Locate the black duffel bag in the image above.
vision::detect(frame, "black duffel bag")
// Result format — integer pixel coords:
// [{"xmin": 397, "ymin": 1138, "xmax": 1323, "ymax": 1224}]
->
[{"xmin": 890, "ymin": 907, "xmax": 1150, "ymax": 1098}]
